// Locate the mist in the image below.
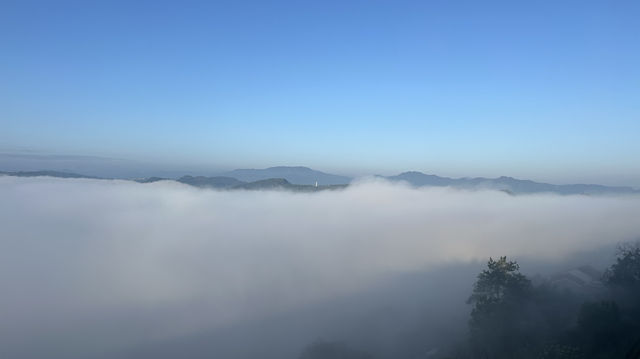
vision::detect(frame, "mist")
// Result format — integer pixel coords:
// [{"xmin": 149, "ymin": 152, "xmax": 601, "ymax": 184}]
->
[{"xmin": 1, "ymin": 176, "xmax": 639, "ymax": 358}]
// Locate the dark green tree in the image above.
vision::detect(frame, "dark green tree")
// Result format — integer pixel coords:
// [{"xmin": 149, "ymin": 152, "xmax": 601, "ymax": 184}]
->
[
  {"xmin": 468, "ymin": 257, "xmax": 531, "ymax": 308},
  {"xmin": 574, "ymin": 301, "xmax": 627, "ymax": 358},
  {"xmin": 467, "ymin": 257, "xmax": 533, "ymax": 358},
  {"xmin": 298, "ymin": 341, "xmax": 374, "ymax": 359},
  {"xmin": 604, "ymin": 243, "xmax": 640, "ymax": 298},
  {"xmin": 602, "ymin": 243, "xmax": 640, "ymax": 358},
  {"xmin": 539, "ymin": 343, "xmax": 583, "ymax": 359}
]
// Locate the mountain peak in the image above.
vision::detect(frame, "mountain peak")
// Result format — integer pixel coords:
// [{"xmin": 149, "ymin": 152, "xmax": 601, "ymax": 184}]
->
[
  {"xmin": 223, "ymin": 166, "xmax": 351, "ymax": 186},
  {"xmin": 384, "ymin": 172, "xmax": 638, "ymax": 195},
  {"xmin": 266, "ymin": 166, "xmax": 312, "ymax": 171}
]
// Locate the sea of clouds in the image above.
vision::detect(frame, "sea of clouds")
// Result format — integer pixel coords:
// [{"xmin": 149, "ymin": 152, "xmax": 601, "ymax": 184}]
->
[{"xmin": 1, "ymin": 176, "xmax": 639, "ymax": 358}]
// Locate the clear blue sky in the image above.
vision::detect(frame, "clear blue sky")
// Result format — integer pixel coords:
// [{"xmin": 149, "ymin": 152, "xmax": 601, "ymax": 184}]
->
[{"xmin": 1, "ymin": 0, "xmax": 639, "ymax": 185}]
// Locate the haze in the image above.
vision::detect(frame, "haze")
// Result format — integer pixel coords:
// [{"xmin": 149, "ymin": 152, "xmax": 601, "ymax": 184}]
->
[
  {"xmin": 1, "ymin": 176, "xmax": 639, "ymax": 358},
  {"xmin": 2, "ymin": 1, "xmax": 639, "ymax": 185}
]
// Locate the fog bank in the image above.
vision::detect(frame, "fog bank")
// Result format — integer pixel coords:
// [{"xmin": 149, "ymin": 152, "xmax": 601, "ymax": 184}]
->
[{"xmin": 1, "ymin": 176, "xmax": 639, "ymax": 358}]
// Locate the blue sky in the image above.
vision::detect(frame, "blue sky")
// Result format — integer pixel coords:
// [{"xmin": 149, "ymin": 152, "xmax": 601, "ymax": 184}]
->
[{"xmin": 1, "ymin": 0, "xmax": 639, "ymax": 185}]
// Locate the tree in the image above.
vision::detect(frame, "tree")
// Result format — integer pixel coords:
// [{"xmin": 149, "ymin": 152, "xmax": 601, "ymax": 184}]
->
[
  {"xmin": 574, "ymin": 301, "xmax": 627, "ymax": 358},
  {"xmin": 467, "ymin": 257, "xmax": 533, "ymax": 358},
  {"xmin": 298, "ymin": 341, "xmax": 374, "ymax": 359},
  {"xmin": 604, "ymin": 243, "xmax": 640, "ymax": 293},
  {"xmin": 604, "ymin": 243, "xmax": 640, "ymax": 325},
  {"xmin": 539, "ymin": 343, "xmax": 582, "ymax": 359},
  {"xmin": 602, "ymin": 242, "xmax": 640, "ymax": 357},
  {"xmin": 468, "ymin": 257, "xmax": 530, "ymax": 307}
]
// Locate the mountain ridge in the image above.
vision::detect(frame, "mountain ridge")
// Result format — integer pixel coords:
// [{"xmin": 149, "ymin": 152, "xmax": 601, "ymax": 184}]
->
[
  {"xmin": 222, "ymin": 166, "xmax": 352, "ymax": 185},
  {"xmin": 385, "ymin": 171, "xmax": 639, "ymax": 195},
  {"xmin": 1, "ymin": 168, "xmax": 638, "ymax": 195}
]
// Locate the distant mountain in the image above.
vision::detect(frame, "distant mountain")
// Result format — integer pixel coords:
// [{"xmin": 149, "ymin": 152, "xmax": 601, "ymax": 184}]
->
[
  {"xmin": 2, "ymin": 168, "xmax": 637, "ymax": 195},
  {"xmin": 385, "ymin": 171, "xmax": 639, "ymax": 195},
  {"xmin": 386, "ymin": 172, "xmax": 453, "ymax": 187},
  {"xmin": 234, "ymin": 178, "xmax": 347, "ymax": 192},
  {"xmin": 0, "ymin": 170, "xmax": 346, "ymax": 192},
  {"xmin": 234, "ymin": 178, "xmax": 290, "ymax": 190},
  {"xmin": 134, "ymin": 176, "xmax": 167, "ymax": 183},
  {"xmin": 0, "ymin": 170, "xmax": 98, "ymax": 179},
  {"xmin": 177, "ymin": 176, "xmax": 244, "ymax": 189},
  {"xmin": 222, "ymin": 166, "xmax": 352, "ymax": 185},
  {"xmin": 136, "ymin": 175, "xmax": 345, "ymax": 192}
]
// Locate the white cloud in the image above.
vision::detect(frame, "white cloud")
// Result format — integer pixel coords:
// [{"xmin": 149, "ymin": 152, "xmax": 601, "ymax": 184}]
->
[{"xmin": 1, "ymin": 176, "xmax": 639, "ymax": 357}]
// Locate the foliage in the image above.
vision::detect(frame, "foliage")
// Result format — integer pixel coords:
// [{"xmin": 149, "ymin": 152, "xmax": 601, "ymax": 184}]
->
[
  {"xmin": 539, "ymin": 343, "xmax": 583, "ymax": 359},
  {"xmin": 604, "ymin": 243, "xmax": 640, "ymax": 288},
  {"xmin": 604, "ymin": 243, "xmax": 640, "ymax": 310},
  {"xmin": 298, "ymin": 340, "xmax": 374, "ymax": 359},
  {"xmin": 298, "ymin": 244, "xmax": 640, "ymax": 359},
  {"xmin": 466, "ymin": 257, "xmax": 535, "ymax": 358},
  {"xmin": 468, "ymin": 257, "xmax": 531, "ymax": 306},
  {"xmin": 574, "ymin": 301, "xmax": 628, "ymax": 358},
  {"xmin": 603, "ymin": 242, "xmax": 640, "ymax": 331},
  {"xmin": 459, "ymin": 249, "xmax": 640, "ymax": 359}
]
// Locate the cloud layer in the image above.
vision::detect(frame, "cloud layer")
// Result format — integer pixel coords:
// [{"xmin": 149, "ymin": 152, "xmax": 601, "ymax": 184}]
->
[{"xmin": 1, "ymin": 176, "xmax": 639, "ymax": 358}]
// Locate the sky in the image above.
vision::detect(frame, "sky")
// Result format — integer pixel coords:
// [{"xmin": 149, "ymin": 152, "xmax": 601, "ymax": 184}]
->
[{"xmin": 1, "ymin": 0, "xmax": 639, "ymax": 185}]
